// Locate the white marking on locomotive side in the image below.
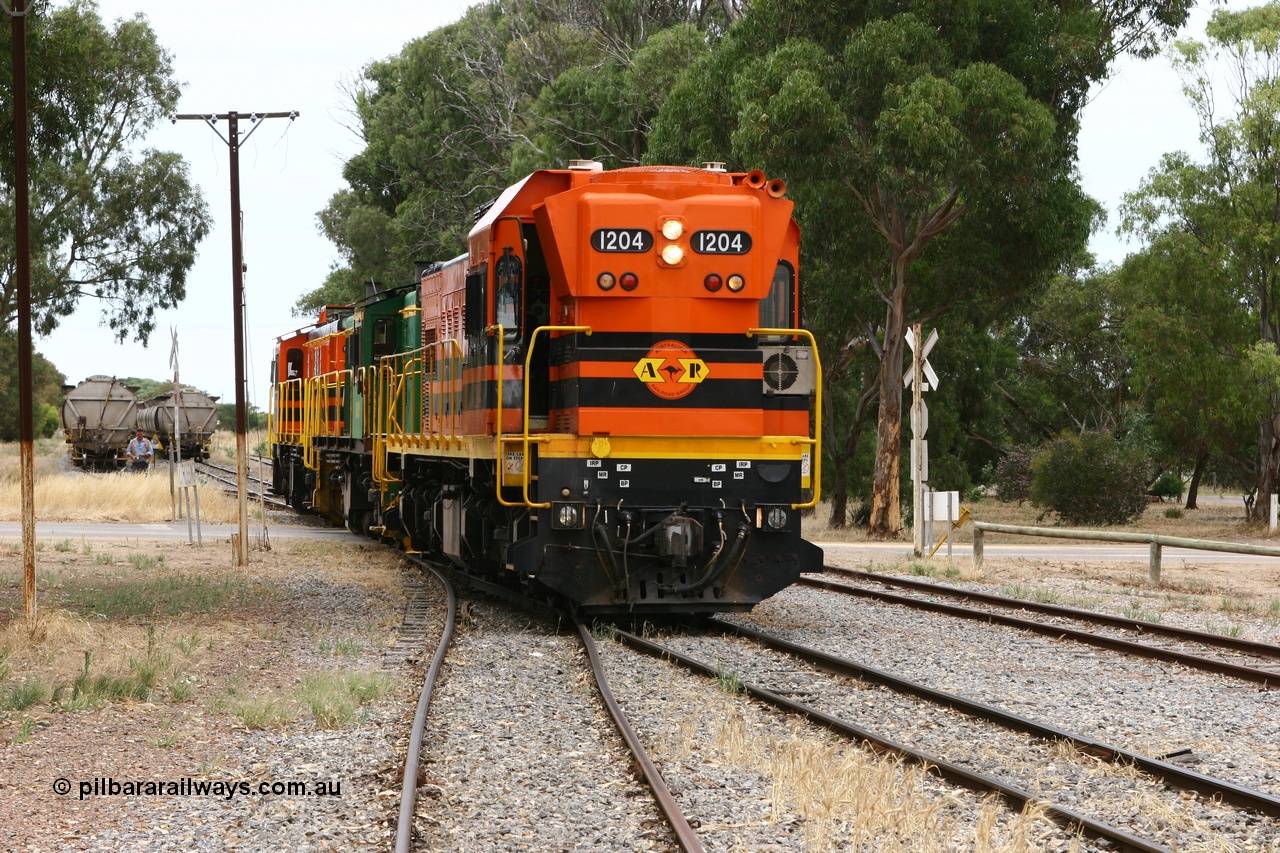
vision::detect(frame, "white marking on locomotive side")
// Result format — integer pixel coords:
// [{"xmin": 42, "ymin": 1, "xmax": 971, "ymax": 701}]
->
[
  {"xmin": 616, "ymin": 463, "xmax": 631, "ymax": 472},
  {"xmin": 711, "ymin": 463, "xmax": 726, "ymax": 472},
  {"xmin": 587, "ymin": 459, "xmax": 602, "ymax": 468},
  {"xmin": 619, "ymin": 480, "xmax": 630, "ymax": 488}
]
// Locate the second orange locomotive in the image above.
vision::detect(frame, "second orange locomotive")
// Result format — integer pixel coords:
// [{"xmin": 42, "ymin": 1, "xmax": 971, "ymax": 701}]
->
[{"xmin": 271, "ymin": 162, "xmax": 823, "ymax": 614}]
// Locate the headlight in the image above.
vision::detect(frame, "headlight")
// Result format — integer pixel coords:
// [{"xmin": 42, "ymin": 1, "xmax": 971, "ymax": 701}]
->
[
  {"xmin": 552, "ymin": 502, "xmax": 585, "ymax": 530},
  {"xmin": 765, "ymin": 506, "xmax": 788, "ymax": 530},
  {"xmin": 661, "ymin": 244, "xmax": 684, "ymax": 265},
  {"xmin": 661, "ymin": 219, "xmax": 683, "ymax": 240}
]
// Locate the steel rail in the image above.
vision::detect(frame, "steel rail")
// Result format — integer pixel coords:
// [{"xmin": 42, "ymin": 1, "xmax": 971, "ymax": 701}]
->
[
  {"xmin": 395, "ymin": 560, "xmax": 457, "ymax": 853},
  {"xmin": 801, "ymin": 573, "xmax": 1279, "ymax": 688},
  {"xmin": 577, "ymin": 621, "xmax": 706, "ymax": 853},
  {"xmin": 615, "ymin": 627, "xmax": 1170, "ymax": 853},
  {"xmin": 711, "ymin": 617, "xmax": 1280, "ymax": 818},
  {"xmin": 823, "ymin": 565, "xmax": 1280, "ymax": 660},
  {"xmin": 193, "ymin": 462, "xmax": 290, "ymax": 510}
]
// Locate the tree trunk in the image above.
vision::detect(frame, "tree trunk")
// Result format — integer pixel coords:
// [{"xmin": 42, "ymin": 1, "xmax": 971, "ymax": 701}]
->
[
  {"xmin": 1254, "ymin": 410, "xmax": 1280, "ymax": 523},
  {"xmin": 868, "ymin": 261, "xmax": 908, "ymax": 539},
  {"xmin": 1185, "ymin": 445, "xmax": 1208, "ymax": 511}
]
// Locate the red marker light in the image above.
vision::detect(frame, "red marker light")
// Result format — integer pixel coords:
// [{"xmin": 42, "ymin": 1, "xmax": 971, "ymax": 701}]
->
[
  {"xmin": 620, "ymin": 272, "xmax": 639, "ymax": 291},
  {"xmin": 704, "ymin": 274, "xmax": 723, "ymax": 292}
]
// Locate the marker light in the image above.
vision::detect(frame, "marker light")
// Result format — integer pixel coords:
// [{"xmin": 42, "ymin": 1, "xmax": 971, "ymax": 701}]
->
[
  {"xmin": 661, "ymin": 219, "xmax": 683, "ymax": 240},
  {"xmin": 661, "ymin": 244, "xmax": 684, "ymax": 265},
  {"xmin": 620, "ymin": 272, "xmax": 639, "ymax": 291},
  {"xmin": 727, "ymin": 274, "xmax": 746, "ymax": 292},
  {"xmin": 597, "ymin": 272, "xmax": 616, "ymax": 291},
  {"xmin": 704, "ymin": 274, "xmax": 723, "ymax": 292}
]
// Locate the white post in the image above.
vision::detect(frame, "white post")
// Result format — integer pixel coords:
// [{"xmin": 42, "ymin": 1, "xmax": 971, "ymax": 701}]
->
[
  {"xmin": 1271, "ymin": 493, "xmax": 1277, "ymax": 534},
  {"xmin": 911, "ymin": 322, "xmax": 924, "ymax": 557}
]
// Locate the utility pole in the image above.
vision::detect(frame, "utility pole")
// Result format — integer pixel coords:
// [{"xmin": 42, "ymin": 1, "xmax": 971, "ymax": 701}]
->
[
  {"xmin": 3, "ymin": 0, "xmax": 36, "ymax": 629},
  {"xmin": 172, "ymin": 111, "xmax": 298, "ymax": 566}
]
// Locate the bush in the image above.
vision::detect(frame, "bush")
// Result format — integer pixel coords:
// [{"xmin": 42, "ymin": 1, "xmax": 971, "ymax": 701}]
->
[
  {"xmin": 993, "ymin": 447, "xmax": 1032, "ymax": 504},
  {"xmin": 1030, "ymin": 432, "xmax": 1150, "ymax": 526},
  {"xmin": 1149, "ymin": 471, "xmax": 1185, "ymax": 503}
]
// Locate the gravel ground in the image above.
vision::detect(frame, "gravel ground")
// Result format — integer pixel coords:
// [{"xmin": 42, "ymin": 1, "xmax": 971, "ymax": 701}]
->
[
  {"xmin": 705, "ymin": 580, "xmax": 1280, "ymax": 851},
  {"xmin": 8, "ymin": 532, "xmax": 1280, "ymax": 852},
  {"xmin": 408, "ymin": 601, "xmax": 675, "ymax": 852}
]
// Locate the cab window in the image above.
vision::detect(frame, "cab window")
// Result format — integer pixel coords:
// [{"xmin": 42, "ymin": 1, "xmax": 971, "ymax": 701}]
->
[
  {"xmin": 495, "ymin": 247, "xmax": 522, "ymax": 340},
  {"xmin": 759, "ymin": 262, "xmax": 795, "ymax": 338}
]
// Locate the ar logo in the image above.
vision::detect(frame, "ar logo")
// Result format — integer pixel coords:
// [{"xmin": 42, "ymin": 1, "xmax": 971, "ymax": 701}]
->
[{"xmin": 632, "ymin": 339, "xmax": 709, "ymax": 400}]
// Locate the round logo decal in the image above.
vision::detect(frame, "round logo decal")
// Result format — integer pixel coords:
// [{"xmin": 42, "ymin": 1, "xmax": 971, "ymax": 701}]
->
[{"xmin": 631, "ymin": 339, "xmax": 709, "ymax": 400}]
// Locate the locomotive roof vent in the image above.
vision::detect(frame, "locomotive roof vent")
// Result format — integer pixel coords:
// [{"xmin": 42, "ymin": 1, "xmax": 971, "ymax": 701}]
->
[
  {"xmin": 703, "ymin": 161, "xmax": 726, "ymax": 172},
  {"xmin": 567, "ymin": 159, "xmax": 603, "ymax": 171}
]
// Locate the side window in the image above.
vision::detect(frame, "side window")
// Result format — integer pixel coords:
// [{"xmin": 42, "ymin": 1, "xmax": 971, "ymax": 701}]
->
[
  {"xmin": 285, "ymin": 348, "xmax": 303, "ymax": 380},
  {"xmin": 465, "ymin": 265, "xmax": 487, "ymax": 338},
  {"xmin": 759, "ymin": 262, "xmax": 795, "ymax": 340},
  {"xmin": 373, "ymin": 318, "xmax": 394, "ymax": 359},
  {"xmin": 495, "ymin": 247, "xmax": 522, "ymax": 340}
]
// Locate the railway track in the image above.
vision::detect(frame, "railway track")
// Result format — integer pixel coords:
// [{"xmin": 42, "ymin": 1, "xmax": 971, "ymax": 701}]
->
[
  {"xmin": 610, "ymin": 616, "xmax": 1280, "ymax": 852},
  {"xmin": 193, "ymin": 459, "xmax": 290, "ymax": 510},
  {"xmin": 394, "ymin": 558, "xmax": 703, "ymax": 852},
  {"xmin": 806, "ymin": 565, "xmax": 1280, "ymax": 687}
]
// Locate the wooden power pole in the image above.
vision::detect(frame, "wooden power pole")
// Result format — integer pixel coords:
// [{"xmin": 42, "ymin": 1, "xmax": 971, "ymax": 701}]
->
[{"xmin": 172, "ymin": 111, "xmax": 298, "ymax": 566}]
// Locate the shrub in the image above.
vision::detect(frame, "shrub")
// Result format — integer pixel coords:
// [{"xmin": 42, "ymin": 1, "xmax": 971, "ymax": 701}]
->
[
  {"xmin": 993, "ymin": 447, "xmax": 1033, "ymax": 504},
  {"xmin": 1030, "ymin": 432, "xmax": 1150, "ymax": 526},
  {"xmin": 1149, "ymin": 471, "xmax": 1185, "ymax": 503}
]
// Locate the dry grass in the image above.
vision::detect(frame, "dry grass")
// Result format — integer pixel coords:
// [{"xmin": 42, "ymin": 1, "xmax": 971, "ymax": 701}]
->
[
  {"xmin": 656, "ymin": 690, "xmax": 1076, "ymax": 852},
  {"xmin": 0, "ymin": 538, "xmax": 404, "ymax": 728},
  {"xmin": 0, "ymin": 434, "xmax": 260, "ymax": 524}
]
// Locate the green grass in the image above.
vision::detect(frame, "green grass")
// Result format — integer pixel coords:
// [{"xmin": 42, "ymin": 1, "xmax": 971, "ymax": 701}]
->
[
  {"xmin": 2, "ymin": 680, "xmax": 48, "ymax": 711},
  {"xmin": 52, "ymin": 539, "xmax": 74, "ymax": 553},
  {"xmin": 714, "ymin": 665, "xmax": 744, "ymax": 695},
  {"xmin": 237, "ymin": 696, "xmax": 293, "ymax": 729},
  {"xmin": 1122, "ymin": 600, "xmax": 1164, "ymax": 623},
  {"xmin": 127, "ymin": 553, "xmax": 165, "ymax": 571},
  {"xmin": 1206, "ymin": 621, "xmax": 1245, "ymax": 639},
  {"xmin": 300, "ymin": 670, "xmax": 392, "ymax": 728},
  {"xmin": 61, "ymin": 574, "xmax": 270, "ymax": 618},
  {"xmin": 317, "ymin": 636, "xmax": 364, "ymax": 656}
]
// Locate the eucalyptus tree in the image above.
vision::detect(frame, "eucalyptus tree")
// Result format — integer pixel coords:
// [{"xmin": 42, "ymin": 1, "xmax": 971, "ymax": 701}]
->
[
  {"xmin": 1120, "ymin": 3, "xmax": 1280, "ymax": 519},
  {"xmin": 648, "ymin": 0, "xmax": 1189, "ymax": 537},
  {"xmin": 0, "ymin": 1, "xmax": 210, "ymax": 344},
  {"xmin": 1112, "ymin": 233, "xmax": 1257, "ymax": 509},
  {"xmin": 305, "ymin": 0, "xmax": 727, "ymax": 313}
]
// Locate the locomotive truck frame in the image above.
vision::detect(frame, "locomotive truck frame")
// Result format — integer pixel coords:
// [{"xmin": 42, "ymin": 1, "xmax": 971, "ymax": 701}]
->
[{"xmin": 270, "ymin": 162, "xmax": 823, "ymax": 614}]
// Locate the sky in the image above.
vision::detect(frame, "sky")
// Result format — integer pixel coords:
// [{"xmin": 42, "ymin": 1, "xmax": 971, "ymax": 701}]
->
[{"xmin": 35, "ymin": 0, "xmax": 1244, "ymax": 406}]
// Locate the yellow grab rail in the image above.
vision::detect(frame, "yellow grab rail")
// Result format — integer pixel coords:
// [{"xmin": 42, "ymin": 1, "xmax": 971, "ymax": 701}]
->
[
  {"xmin": 748, "ymin": 327, "xmax": 822, "ymax": 510},
  {"xmin": 515, "ymin": 324, "xmax": 591, "ymax": 509},
  {"xmin": 484, "ymin": 324, "xmax": 523, "ymax": 508}
]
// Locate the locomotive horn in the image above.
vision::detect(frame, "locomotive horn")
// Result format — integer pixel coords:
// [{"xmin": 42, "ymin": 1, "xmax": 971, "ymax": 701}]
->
[
  {"xmin": 745, "ymin": 169, "xmax": 767, "ymax": 189},
  {"xmin": 766, "ymin": 177, "xmax": 788, "ymax": 198}
]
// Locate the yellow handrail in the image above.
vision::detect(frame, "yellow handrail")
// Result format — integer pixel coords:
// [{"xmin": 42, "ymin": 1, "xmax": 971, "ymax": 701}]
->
[
  {"xmin": 748, "ymin": 327, "xmax": 822, "ymax": 510},
  {"xmin": 484, "ymin": 324, "xmax": 523, "ymax": 508},
  {"xmin": 520, "ymin": 324, "xmax": 591, "ymax": 508}
]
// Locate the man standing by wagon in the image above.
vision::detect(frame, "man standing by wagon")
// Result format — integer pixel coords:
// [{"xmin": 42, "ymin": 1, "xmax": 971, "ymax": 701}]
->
[{"xmin": 127, "ymin": 428, "xmax": 153, "ymax": 472}]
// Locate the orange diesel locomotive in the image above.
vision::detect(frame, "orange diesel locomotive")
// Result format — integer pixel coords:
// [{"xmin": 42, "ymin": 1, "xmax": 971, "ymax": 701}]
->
[{"xmin": 270, "ymin": 162, "xmax": 822, "ymax": 614}]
